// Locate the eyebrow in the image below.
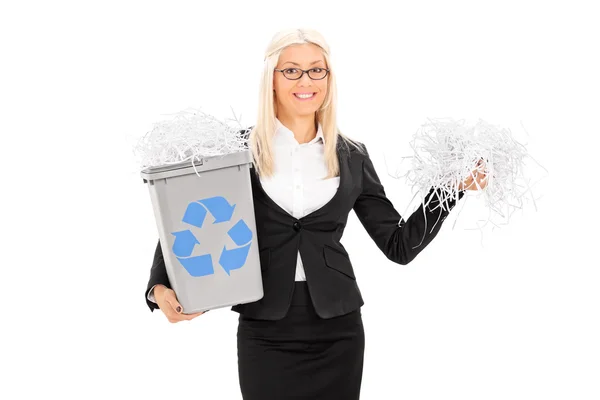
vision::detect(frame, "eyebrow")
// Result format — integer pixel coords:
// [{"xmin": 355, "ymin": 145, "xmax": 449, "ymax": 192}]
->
[{"xmin": 282, "ymin": 60, "xmax": 325, "ymax": 66}]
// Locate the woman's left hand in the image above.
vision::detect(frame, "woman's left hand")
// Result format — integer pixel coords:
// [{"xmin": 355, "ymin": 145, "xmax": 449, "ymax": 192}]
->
[{"xmin": 459, "ymin": 158, "xmax": 489, "ymax": 191}]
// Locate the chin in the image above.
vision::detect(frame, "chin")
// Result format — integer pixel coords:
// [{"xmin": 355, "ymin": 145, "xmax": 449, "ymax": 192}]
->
[
  {"xmin": 295, "ymin": 108, "xmax": 319, "ymax": 116},
  {"xmin": 295, "ymin": 103, "xmax": 324, "ymax": 115}
]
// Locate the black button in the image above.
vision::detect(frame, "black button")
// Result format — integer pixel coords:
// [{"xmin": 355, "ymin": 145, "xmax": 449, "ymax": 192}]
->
[{"xmin": 293, "ymin": 221, "xmax": 301, "ymax": 231}]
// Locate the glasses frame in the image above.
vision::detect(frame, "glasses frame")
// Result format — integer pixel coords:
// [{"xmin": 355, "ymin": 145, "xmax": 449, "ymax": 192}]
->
[{"xmin": 274, "ymin": 67, "xmax": 330, "ymax": 80}]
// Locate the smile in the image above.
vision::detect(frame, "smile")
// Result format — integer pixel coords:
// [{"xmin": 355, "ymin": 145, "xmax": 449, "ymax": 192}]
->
[{"xmin": 294, "ymin": 93, "xmax": 316, "ymax": 100}]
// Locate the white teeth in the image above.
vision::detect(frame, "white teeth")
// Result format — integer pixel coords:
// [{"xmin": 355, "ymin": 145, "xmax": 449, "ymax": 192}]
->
[{"xmin": 294, "ymin": 93, "xmax": 315, "ymax": 99}]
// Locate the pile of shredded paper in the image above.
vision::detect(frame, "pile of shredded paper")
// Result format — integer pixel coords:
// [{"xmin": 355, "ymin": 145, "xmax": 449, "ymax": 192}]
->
[
  {"xmin": 393, "ymin": 117, "xmax": 546, "ymax": 234},
  {"xmin": 134, "ymin": 107, "xmax": 251, "ymax": 169}
]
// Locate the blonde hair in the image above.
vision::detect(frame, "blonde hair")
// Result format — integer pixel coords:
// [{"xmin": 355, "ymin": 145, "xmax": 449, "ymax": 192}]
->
[{"xmin": 248, "ymin": 28, "xmax": 365, "ymax": 179}]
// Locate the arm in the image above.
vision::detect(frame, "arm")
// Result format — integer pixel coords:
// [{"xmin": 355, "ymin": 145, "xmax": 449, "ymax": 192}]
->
[
  {"xmin": 145, "ymin": 239, "xmax": 171, "ymax": 312},
  {"xmin": 352, "ymin": 144, "xmax": 465, "ymax": 265}
]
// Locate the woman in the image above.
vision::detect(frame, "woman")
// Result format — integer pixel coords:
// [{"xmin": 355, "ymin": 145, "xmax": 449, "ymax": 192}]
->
[{"xmin": 146, "ymin": 28, "xmax": 488, "ymax": 400}]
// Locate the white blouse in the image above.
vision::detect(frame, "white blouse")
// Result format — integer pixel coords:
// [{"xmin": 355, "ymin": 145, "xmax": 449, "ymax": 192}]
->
[
  {"xmin": 147, "ymin": 118, "xmax": 339, "ymax": 303},
  {"xmin": 260, "ymin": 118, "xmax": 340, "ymax": 281}
]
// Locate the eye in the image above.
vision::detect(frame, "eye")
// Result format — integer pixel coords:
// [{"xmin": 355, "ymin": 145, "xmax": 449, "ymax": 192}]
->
[
  {"xmin": 311, "ymin": 68, "xmax": 323, "ymax": 72},
  {"xmin": 285, "ymin": 68, "xmax": 298, "ymax": 73}
]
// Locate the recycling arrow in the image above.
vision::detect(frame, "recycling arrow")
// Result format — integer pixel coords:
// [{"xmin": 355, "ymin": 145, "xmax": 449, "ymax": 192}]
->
[
  {"xmin": 219, "ymin": 243, "xmax": 251, "ymax": 275},
  {"xmin": 171, "ymin": 195, "xmax": 251, "ymax": 278},
  {"xmin": 197, "ymin": 196, "xmax": 236, "ymax": 223},
  {"xmin": 219, "ymin": 219, "xmax": 253, "ymax": 275},
  {"xmin": 177, "ymin": 254, "xmax": 214, "ymax": 277},
  {"xmin": 171, "ymin": 230, "xmax": 200, "ymax": 257}
]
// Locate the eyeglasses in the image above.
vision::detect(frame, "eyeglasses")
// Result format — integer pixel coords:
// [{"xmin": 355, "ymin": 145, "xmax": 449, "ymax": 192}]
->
[{"xmin": 274, "ymin": 67, "xmax": 330, "ymax": 80}]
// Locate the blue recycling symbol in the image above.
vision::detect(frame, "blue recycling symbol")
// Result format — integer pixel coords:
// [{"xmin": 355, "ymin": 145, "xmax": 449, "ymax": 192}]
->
[{"xmin": 170, "ymin": 196, "xmax": 252, "ymax": 277}]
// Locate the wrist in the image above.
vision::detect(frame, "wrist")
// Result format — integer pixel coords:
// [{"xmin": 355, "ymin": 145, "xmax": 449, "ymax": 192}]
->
[{"xmin": 154, "ymin": 284, "xmax": 167, "ymax": 297}]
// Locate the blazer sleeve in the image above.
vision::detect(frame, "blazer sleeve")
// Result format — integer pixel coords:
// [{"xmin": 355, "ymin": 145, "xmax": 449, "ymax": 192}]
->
[
  {"xmin": 144, "ymin": 239, "xmax": 172, "ymax": 312},
  {"xmin": 352, "ymin": 144, "xmax": 465, "ymax": 265}
]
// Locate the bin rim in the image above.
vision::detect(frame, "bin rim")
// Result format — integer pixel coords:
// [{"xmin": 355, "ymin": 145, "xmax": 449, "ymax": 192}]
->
[{"xmin": 140, "ymin": 149, "xmax": 253, "ymax": 181}]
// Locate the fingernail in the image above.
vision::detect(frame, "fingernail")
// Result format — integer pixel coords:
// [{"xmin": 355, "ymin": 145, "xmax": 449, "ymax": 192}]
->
[{"xmin": 176, "ymin": 306, "xmax": 182, "ymax": 313}]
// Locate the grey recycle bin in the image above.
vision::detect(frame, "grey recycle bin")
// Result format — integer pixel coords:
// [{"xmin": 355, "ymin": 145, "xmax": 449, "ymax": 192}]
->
[{"xmin": 140, "ymin": 150, "xmax": 264, "ymax": 314}]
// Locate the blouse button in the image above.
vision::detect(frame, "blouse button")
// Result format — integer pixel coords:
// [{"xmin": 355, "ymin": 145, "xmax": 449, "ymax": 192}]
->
[{"xmin": 293, "ymin": 221, "xmax": 301, "ymax": 231}]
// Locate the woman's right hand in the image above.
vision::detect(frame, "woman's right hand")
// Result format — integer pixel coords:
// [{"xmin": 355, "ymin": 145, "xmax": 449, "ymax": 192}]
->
[{"xmin": 154, "ymin": 284, "xmax": 206, "ymax": 323}]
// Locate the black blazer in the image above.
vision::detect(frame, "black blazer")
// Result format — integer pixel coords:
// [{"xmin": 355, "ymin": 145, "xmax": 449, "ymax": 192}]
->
[{"xmin": 145, "ymin": 133, "xmax": 465, "ymax": 320}]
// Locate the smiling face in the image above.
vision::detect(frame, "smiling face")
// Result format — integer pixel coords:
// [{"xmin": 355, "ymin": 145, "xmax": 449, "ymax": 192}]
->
[{"xmin": 273, "ymin": 43, "xmax": 329, "ymax": 119}]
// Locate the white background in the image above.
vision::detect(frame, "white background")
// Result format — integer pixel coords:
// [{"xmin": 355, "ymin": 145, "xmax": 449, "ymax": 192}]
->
[{"xmin": 2, "ymin": 1, "xmax": 599, "ymax": 399}]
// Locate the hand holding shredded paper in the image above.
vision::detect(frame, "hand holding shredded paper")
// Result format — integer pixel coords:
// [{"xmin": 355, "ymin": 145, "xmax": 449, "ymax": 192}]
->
[
  {"xmin": 391, "ymin": 117, "xmax": 547, "ymax": 234},
  {"xmin": 457, "ymin": 157, "xmax": 489, "ymax": 192}
]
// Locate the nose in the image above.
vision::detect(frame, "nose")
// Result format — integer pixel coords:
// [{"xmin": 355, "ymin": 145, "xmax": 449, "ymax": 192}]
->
[{"xmin": 298, "ymin": 71, "xmax": 313, "ymax": 85}]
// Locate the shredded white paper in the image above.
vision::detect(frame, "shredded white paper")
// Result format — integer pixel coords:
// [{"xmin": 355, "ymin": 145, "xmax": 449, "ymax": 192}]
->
[
  {"xmin": 134, "ymin": 107, "xmax": 251, "ymax": 171},
  {"xmin": 389, "ymin": 117, "xmax": 546, "ymax": 244}
]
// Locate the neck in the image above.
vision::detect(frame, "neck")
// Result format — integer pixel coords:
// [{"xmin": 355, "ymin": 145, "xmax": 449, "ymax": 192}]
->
[{"xmin": 277, "ymin": 112, "xmax": 317, "ymax": 144}]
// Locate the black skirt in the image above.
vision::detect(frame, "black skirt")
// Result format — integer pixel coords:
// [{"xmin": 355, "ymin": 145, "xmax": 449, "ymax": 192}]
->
[{"xmin": 237, "ymin": 281, "xmax": 365, "ymax": 400}]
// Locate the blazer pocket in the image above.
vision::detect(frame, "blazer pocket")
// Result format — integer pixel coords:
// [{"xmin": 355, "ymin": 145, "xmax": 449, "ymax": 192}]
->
[
  {"xmin": 259, "ymin": 248, "xmax": 270, "ymax": 272},
  {"xmin": 323, "ymin": 244, "xmax": 356, "ymax": 280}
]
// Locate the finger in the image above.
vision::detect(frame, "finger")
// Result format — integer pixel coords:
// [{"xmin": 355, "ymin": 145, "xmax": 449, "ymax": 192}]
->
[
  {"xmin": 180, "ymin": 311, "xmax": 205, "ymax": 320},
  {"xmin": 479, "ymin": 174, "xmax": 489, "ymax": 188},
  {"xmin": 165, "ymin": 309, "xmax": 205, "ymax": 323},
  {"xmin": 474, "ymin": 174, "xmax": 486, "ymax": 190},
  {"xmin": 463, "ymin": 172, "xmax": 474, "ymax": 184},
  {"xmin": 470, "ymin": 173, "xmax": 482, "ymax": 189},
  {"xmin": 162, "ymin": 308, "xmax": 179, "ymax": 323},
  {"xmin": 164, "ymin": 291, "xmax": 183, "ymax": 314},
  {"xmin": 465, "ymin": 173, "xmax": 476, "ymax": 190}
]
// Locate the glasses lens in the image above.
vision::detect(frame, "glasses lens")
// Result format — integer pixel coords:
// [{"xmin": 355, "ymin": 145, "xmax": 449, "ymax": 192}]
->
[
  {"xmin": 283, "ymin": 68, "xmax": 302, "ymax": 79},
  {"xmin": 308, "ymin": 68, "xmax": 327, "ymax": 79}
]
